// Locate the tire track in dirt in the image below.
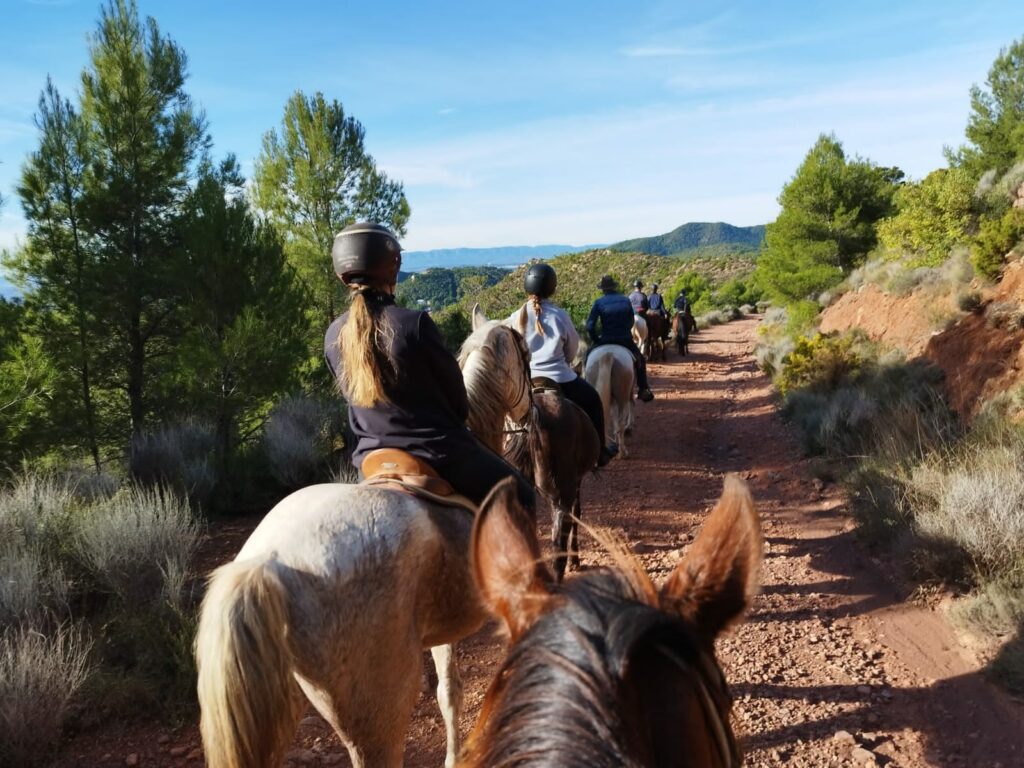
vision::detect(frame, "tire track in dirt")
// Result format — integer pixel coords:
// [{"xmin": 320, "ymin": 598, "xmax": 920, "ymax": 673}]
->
[{"xmin": 59, "ymin": 317, "xmax": 1023, "ymax": 767}]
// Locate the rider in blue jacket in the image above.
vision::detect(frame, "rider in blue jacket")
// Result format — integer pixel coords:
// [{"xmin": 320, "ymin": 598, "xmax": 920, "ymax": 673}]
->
[{"xmin": 585, "ymin": 275, "xmax": 654, "ymax": 401}]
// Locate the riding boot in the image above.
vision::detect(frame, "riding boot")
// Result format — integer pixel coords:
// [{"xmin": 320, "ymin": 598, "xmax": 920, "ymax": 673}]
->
[{"xmin": 560, "ymin": 376, "xmax": 611, "ymax": 464}]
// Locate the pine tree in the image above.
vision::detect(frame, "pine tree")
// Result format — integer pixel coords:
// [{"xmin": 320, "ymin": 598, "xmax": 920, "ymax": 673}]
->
[{"xmin": 254, "ymin": 91, "xmax": 410, "ymax": 328}]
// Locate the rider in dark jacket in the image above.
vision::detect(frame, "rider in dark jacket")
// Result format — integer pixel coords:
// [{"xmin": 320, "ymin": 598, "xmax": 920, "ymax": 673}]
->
[
  {"xmin": 586, "ymin": 275, "xmax": 654, "ymax": 401},
  {"xmin": 324, "ymin": 223, "xmax": 535, "ymax": 510},
  {"xmin": 628, "ymin": 280, "xmax": 649, "ymax": 316}
]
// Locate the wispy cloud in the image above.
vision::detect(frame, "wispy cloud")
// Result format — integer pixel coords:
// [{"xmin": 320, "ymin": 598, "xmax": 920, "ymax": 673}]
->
[{"xmin": 438, "ymin": 107, "xmax": 457, "ymax": 116}]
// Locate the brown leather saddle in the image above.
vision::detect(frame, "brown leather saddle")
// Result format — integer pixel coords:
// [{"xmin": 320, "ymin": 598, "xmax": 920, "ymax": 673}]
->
[{"xmin": 360, "ymin": 448, "xmax": 476, "ymax": 512}]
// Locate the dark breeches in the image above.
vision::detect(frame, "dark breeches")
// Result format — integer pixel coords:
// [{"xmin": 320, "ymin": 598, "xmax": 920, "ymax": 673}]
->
[
  {"xmin": 431, "ymin": 436, "xmax": 536, "ymax": 511},
  {"xmin": 593, "ymin": 337, "xmax": 649, "ymax": 391},
  {"xmin": 559, "ymin": 375, "xmax": 607, "ymax": 449}
]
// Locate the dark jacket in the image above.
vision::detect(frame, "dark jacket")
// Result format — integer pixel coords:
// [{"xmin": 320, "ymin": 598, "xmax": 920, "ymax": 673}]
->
[
  {"xmin": 628, "ymin": 289, "xmax": 649, "ymax": 314},
  {"xmin": 586, "ymin": 292, "xmax": 636, "ymax": 344},
  {"xmin": 324, "ymin": 294, "xmax": 473, "ymax": 469},
  {"xmin": 648, "ymin": 291, "xmax": 665, "ymax": 312},
  {"xmin": 673, "ymin": 294, "xmax": 690, "ymax": 313}
]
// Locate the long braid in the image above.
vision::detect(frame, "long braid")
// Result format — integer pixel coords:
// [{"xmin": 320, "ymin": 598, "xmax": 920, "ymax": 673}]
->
[{"xmin": 530, "ymin": 295, "xmax": 546, "ymax": 337}]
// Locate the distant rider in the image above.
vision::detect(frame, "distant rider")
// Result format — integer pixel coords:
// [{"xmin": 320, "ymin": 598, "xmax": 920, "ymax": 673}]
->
[
  {"xmin": 673, "ymin": 290, "xmax": 690, "ymax": 315},
  {"xmin": 648, "ymin": 283, "xmax": 669, "ymax": 339},
  {"xmin": 586, "ymin": 275, "xmax": 655, "ymax": 402},
  {"xmin": 323, "ymin": 222, "xmax": 535, "ymax": 510},
  {"xmin": 507, "ymin": 263, "xmax": 617, "ymax": 466},
  {"xmin": 628, "ymin": 279, "xmax": 649, "ymax": 316}
]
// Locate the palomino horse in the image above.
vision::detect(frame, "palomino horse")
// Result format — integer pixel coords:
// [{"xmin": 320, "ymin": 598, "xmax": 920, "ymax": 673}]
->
[
  {"xmin": 195, "ymin": 319, "xmax": 533, "ymax": 768},
  {"xmin": 645, "ymin": 312, "xmax": 668, "ymax": 362},
  {"xmin": 585, "ymin": 344, "xmax": 636, "ymax": 457},
  {"xmin": 632, "ymin": 313, "xmax": 649, "ymax": 356},
  {"xmin": 469, "ymin": 305, "xmax": 601, "ymax": 581},
  {"xmin": 460, "ymin": 475, "xmax": 762, "ymax": 768}
]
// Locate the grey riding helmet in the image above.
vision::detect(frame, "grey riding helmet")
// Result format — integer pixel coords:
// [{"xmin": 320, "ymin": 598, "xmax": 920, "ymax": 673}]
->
[
  {"xmin": 332, "ymin": 222, "xmax": 402, "ymax": 286},
  {"xmin": 633, "ymin": 279, "xmax": 643, "ymax": 290},
  {"xmin": 524, "ymin": 263, "xmax": 557, "ymax": 298}
]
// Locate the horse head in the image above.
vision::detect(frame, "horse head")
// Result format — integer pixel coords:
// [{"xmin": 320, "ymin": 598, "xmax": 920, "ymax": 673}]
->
[
  {"xmin": 462, "ymin": 475, "xmax": 762, "ymax": 767},
  {"xmin": 458, "ymin": 304, "xmax": 533, "ymax": 451}
]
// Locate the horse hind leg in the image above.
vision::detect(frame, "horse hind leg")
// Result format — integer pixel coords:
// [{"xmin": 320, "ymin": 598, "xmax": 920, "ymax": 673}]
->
[
  {"xmin": 431, "ymin": 644, "xmax": 464, "ymax": 768},
  {"xmin": 568, "ymin": 492, "xmax": 582, "ymax": 572}
]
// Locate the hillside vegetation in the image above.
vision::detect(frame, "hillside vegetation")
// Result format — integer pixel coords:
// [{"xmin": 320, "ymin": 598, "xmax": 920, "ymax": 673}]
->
[
  {"xmin": 611, "ymin": 221, "xmax": 765, "ymax": 256},
  {"xmin": 750, "ymin": 36, "xmax": 1024, "ymax": 693},
  {"xmin": 433, "ymin": 247, "xmax": 761, "ymax": 346},
  {"xmin": 396, "ymin": 266, "xmax": 509, "ymax": 310}
]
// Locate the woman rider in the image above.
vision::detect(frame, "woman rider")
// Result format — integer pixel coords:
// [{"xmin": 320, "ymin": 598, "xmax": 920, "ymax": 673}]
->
[
  {"xmin": 507, "ymin": 262, "xmax": 617, "ymax": 467},
  {"xmin": 323, "ymin": 222, "xmax": 535, "ymax": 511}
]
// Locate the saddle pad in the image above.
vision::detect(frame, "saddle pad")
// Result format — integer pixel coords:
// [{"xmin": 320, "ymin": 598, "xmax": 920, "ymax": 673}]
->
[{"xmin": 362, "ymin": 477, "xmax": 477, "ymax": 514}]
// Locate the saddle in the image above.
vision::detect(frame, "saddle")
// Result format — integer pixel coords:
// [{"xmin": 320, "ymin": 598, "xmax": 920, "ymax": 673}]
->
[
  {"xmin": 360, "ymin": 448, "xmax": 476, "ymax": 512},
  {"xmin": 531, "ymin": 376, "xmax": 561, "ymax": 393}
]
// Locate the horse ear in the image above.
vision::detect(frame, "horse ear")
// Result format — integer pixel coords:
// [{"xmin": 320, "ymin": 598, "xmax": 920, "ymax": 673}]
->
[
  {"xmin": 661, "ymin": 474, "xmax": 762, "ymax": 639},
  {"xmin": 472, "ymin": 478, "xmax": 552, "ymax": 639},
  {"xmin": 472, "ymin": 303, "xmax": 488, "ymax": 331}
]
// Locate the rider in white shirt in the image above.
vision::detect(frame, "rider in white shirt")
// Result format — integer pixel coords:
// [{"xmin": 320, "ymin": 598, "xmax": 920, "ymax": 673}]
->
[{"xmin": 507, "ymin": 263, "xmax": 616, "ymax": 466}]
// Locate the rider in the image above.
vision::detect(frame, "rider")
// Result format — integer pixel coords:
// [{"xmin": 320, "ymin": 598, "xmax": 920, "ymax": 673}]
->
[
  {"xmin": 673, "ymin": 289, "xmax": 690, "ymax": 315},
  {"xmin": 648, "ymin": 283, "xmax": 669, "ymax": 339},
  {"xmin": 628, "ymin": 279, "xmax": 649, "ymax": 316},
  {"xmin": 585, "ymin": 275, "xmax": 655, "ymax": 402},
  {"xmin": 508, "ymin": 263, "xmax": 618, "ymax": 467},
  {"xmin": 323, "ymin": 222, "xmax": 535, "ymax": 511}
]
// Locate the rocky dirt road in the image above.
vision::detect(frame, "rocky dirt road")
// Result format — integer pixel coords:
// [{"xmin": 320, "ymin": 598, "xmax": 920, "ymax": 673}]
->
[{"xmin": 64, "ymin": 316, "xmax": 1023, "ymax": 767}]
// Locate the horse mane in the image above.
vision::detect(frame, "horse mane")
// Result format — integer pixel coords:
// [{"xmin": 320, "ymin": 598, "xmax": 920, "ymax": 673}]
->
[
  {"xmin": 465, "ymin": 567, "xmax": 727, "ymax": 767},
  {"xmin": 459, "ymin": 321, "xmax": 527, "ymax": 450}
]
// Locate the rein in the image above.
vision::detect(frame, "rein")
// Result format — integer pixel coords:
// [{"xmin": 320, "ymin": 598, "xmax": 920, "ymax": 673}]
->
[{"xmin": 656, "ymin": 643, "xmax": 740, "ymax": 768}]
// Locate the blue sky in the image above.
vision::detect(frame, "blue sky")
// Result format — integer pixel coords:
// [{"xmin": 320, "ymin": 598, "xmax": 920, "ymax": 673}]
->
[{"xmin": 1, "ymin": 0, "xmax": 1023, "ymax": 264}]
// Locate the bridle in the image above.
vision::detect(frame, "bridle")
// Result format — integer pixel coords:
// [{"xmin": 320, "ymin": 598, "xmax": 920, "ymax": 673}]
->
[
  {"xmin": 656, "ymin": 643, "xmax": 740, "ymax": 768},
  {"xmin": 502, "ymin": 326, "xmax": 535, "ymax": 435}
]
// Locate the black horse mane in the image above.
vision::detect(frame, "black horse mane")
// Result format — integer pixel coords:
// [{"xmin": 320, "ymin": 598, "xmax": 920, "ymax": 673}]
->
[{"xmin": 470, "ymin": 569, "xmax": 730, "ymax": 767}]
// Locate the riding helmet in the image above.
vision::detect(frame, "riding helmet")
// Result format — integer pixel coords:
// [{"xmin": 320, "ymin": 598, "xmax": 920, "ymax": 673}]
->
[
  {"xmin": 598, "ymin": 275, "xmax": 618, "ymax": 292},
  {"xmin": 633, "ymin": 279, "xmax": 644, "ymax": 289},
  {"xmin": 524, "ymin": 263, "xmax": 557, "ymax": 298},
  {"xmin": 652, "ymin": 283, "xmax": 659, "ymax": 291},
  {"xmin": 331, "ymin": 222, "xmax": 402, "ymax": 286}
]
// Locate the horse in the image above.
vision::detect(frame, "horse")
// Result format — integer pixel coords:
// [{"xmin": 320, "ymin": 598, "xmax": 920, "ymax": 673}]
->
[
  {"xmin": 632, "ymin": 313, "xmax": 649, "ymax": 357},
  {"xmin": 645, "ymin": 312, "xmax": 668, "ymax": 362},
  {"xmin": 460, "ymin": 474, "xmax": 761, "ymax": 768},
  {"xmin": 673, "ymin": 311, "xmax": 697, "ymax": 356},
  {"xmin": 194, "ymin": 318, "xmax": 534, "ymax": 768},
  {"xmin": 585, "ymin": 344, "xmax": 636, "ymax": 458},
  {"xmin": 468, "ymin": 305, "xmax": 600, "ymax": 581}
]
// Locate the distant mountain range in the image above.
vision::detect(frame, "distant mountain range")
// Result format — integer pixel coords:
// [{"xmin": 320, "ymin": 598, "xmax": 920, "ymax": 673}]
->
[
  {"xmin": 610, "ymin": 222, "xmax": 766, "ymax": 256},
  {"xmin": 401, "ymin": 244, "xmax": 601, "ymax": 271}
]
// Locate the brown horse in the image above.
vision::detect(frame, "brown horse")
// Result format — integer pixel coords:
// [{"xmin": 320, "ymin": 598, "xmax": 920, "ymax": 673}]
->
[
  {"xmin": 469, "ymin": 306, "xmax": 600, "ymax": 581},
  {"xmin": 646, "ymin": 312, "xmax": 668, "ymax": 362},
  {"xmin": 460, "ymin": 474, "xmax": 762, "ymax": 768},
  {"xmin": 673, "ymin": 311, "xmax": 697, "ymax": 356}
]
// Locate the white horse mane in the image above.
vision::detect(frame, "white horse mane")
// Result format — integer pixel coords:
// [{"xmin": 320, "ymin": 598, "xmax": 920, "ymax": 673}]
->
[{"xmin": 459, "ymin": 320, "xmax": 529, "ymax": 452}]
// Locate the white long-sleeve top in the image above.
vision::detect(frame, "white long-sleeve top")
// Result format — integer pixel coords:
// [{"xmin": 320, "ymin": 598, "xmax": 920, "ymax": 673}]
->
[{"xmin": 505, "ymin": 300, "xmax": 579, "ymax": 383}]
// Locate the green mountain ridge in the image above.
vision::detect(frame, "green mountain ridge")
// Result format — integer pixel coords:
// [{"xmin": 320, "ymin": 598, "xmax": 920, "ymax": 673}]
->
[{"xmin": 611, "ymin": 221, "xmax": 766, "ymax": 256}]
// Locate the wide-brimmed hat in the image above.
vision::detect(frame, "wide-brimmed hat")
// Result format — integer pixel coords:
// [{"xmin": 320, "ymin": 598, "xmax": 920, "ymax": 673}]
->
[{"xmin": 598, "ymin": 275, "xmax": 618, "ymax": 291}]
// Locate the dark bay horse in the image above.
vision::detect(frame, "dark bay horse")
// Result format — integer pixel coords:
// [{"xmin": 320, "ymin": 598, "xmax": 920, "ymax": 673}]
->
[
  {"xmin": 646, "ymin": 312, "xmax": 668, "ymax": 361},
  {"xmin": 673, "ymin": 310, "xmax": 697, "ymax": 356},
  {"xmin": 461, "ymin": 474, "xmax": 762, "ymax": 768},
  {"xmin": 468, "ymin": 306, "xmax": 600, "ymax": 581}
]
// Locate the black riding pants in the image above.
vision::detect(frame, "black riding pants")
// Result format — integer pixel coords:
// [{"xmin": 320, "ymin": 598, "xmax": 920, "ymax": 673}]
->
[
  {"xmin": 559, "ymin": 375, "xmax": 607, "ymax": 450},
  {"xmin": 593, "ymin": 338, "xmax": 650, "ymax": 391},
  {"xmin": 430, "ymin": 435, "xmax": 537, "ymax": 512}
]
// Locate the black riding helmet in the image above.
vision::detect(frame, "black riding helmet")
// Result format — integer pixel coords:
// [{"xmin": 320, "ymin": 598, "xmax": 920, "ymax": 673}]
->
[
  {"xmin": 332, "ymin": 222, "xmax": 402, "ymax": 286},
  {"xmin": 633, "ymin": 279, "xmax": 644, "ymax": 290},
  {"xmin": 524, "ymin": 263, "xmax": 557, "ymax": 298}
]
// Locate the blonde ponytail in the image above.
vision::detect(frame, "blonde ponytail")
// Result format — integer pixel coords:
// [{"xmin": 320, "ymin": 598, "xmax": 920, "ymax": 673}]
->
[{"xmin": 338, "ymin": 289, "xmax": 393, "ymax": 407}]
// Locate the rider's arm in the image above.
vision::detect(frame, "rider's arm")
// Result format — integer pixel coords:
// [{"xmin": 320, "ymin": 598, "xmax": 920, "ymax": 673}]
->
[
  {"xmin": 419, "ymin": 312, "xmax": 469, "ymax": 423},
  {"xmin": 562, "ymin": 312, "xmax": 580, "ymax": 363}
]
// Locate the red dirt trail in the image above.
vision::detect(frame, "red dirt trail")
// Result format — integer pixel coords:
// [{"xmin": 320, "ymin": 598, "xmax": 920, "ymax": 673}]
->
[{"xmin": 59, "ymin": 317, "xmax": 1023, "ymax": 767}]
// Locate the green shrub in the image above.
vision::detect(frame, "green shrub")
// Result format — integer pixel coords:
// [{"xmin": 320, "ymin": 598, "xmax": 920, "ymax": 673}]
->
[
  {"xmin": 777, "ymin": 333, "xmax": 864, "ymax": 395},
  {"xmin": 262, "ymin": 396, "xmax": 347, "ymax": 491},
  {"xmin": 130, "ymin": 420, "xmax": 218, "ymax": 509},
  {"xmin": 972, "ymin": 207, "xmax": 1024, "ymax": 279}
]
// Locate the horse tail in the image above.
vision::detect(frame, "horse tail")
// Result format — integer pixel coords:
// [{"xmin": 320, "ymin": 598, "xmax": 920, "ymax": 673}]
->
[{"xmin": 196, "ymin": 556, "xmax": 299, "ymax": 768}]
